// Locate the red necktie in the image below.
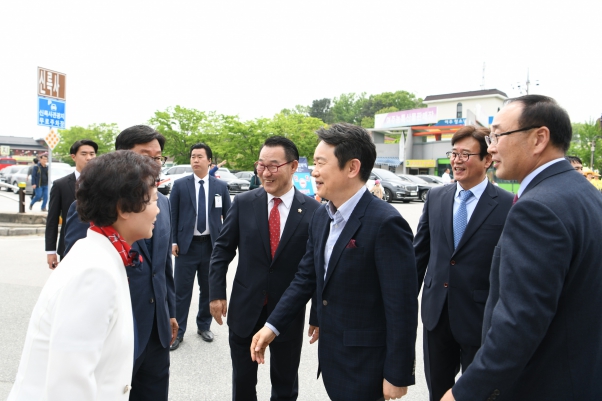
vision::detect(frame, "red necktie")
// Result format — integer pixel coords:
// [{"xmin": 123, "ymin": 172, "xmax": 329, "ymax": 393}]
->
[
  {"xmin": 512, "ymin": 194, "xmax": 519, "ymax": 205},
  {"xmin": 269, "ymin": 198, "xmax": 282, "ymax": 259}
]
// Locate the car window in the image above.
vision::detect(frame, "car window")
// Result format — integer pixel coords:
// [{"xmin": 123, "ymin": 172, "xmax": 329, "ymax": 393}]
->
[
  {"xmin": 183, "ymin": 166, "xmax": 193, "ymax": 173},
  {"xmin": 402, "ymin": 175, "xmax": 427, "ymax": 184},
  {"xmin": 373, "ymin": 169, "xmax": 402, "ymax": 181}
]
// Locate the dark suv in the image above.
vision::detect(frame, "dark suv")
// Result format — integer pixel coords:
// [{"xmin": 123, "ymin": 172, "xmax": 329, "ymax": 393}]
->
[
  {"xmin": 370, "ymin": 168, "xmax": 419, "ymax": 203},
  {"xmin": 397, "ymin": 174, "xmax": 441, "ymax": 202}
]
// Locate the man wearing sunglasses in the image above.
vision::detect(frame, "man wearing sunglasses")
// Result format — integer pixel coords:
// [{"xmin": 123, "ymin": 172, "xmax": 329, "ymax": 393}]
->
[
  {"xmin": 442, "ymin": 95, "xmax": 602, "ymax": 400},
  {"xmin": 414, "ymin": 126, "xmax": 513, "ymax": 401}
]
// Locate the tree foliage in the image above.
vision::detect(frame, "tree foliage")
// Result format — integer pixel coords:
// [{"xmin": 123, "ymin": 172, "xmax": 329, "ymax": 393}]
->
[
  {"xmin": 55, "ymin": 123, "xmax": 119, "ymax": 165},
  {"xmin": 568, "ymin": 120, "xmax": 602, "ymax": 170},
  {"xmin": 308, "ymin": 90, "xmax": 425, "ymax": 128},
  {"xmin": 149, "ymin": 106, "xmax": 325, "ymax": 170}
]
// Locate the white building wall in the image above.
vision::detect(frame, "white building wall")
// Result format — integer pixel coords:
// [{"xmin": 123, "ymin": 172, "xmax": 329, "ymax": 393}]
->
[{"xmin": 426, "ymin": 96, "xmax": 506, "ymax": 124}]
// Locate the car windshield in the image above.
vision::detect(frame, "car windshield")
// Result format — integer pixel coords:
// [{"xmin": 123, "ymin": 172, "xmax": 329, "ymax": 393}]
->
[
  {"xmin": 402, "ymin": 175, "xmax": 428, "ymax": 184},
  {"xmin": 374, "ymin": 169, "xmax": 402, "ymax": 181}
]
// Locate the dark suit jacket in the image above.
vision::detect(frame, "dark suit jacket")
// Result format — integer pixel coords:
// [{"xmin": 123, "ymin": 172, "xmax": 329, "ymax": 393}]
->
[
  {"xmin": 267, "ymin": 189, "xmax": 418, "ymax": 401},
  {"xmin": 170, "ymin": 175, "xmax": 231, "ymax": 252},
  {"xmin": 209, "ymin": 188, "xmax": 320, "ymax": 342},
  {"xmin": 414, "ymin": 181, "xmax": 513, "ymax": 346},
  {"xmin": 453, "ymin": 160, "xmax": 602, "ymax": 400},
  {"xmin": 45, "ymin": 172, "xmax": 76, "ymax": 258},
  {"xmin": 63, "ymin": 194, "xmax": 176, "ymax": 354}
]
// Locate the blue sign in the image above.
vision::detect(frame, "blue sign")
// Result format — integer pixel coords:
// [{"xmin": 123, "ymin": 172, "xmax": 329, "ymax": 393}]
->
[
  {"xmin": 435, "ymin": 118, "xmax": 466, "ymax": 126},
  {"xmin": 293, "ymin": 157, "xmax": 315, "ymax": 196},
  {"xmin": 37, "ymin": 96, "xmax": 66, "ymax": 128}
]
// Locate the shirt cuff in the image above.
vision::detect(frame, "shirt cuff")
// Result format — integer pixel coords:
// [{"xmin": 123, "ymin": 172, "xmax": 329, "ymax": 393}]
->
[
  {"xmin": 264, "ymin": 323, "xmax": 280, "ymax": 336},
  {"xmin": 46, "ymin": 251, "xmax": 57, "ymax": 255}
]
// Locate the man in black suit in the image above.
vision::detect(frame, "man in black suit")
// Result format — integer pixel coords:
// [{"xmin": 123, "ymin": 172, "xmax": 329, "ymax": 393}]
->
[
  {"xmin": 413, "ymin": 126, "xmax": 513, "ymax": 401},
  {"xmin": 63, "ymin": 126, "xmax": 177, "ymax": 401},
  {"xmin": 209, "ymin": 136, "xmax": 320, "ymax": 401},
  {"xmin": 170, "ymin": 143, "xmax": 231, "ymax": 349},
  {"xmin": 45, "ymin": 139, "xmax": 97, "ymax": 270},
  {"xmin": 442, "ymin": 95, "xmax": 602, "ymax": 400},
  {"xmin": 252, "ymin": 124, "xmax": 418, "ymax": 401}
]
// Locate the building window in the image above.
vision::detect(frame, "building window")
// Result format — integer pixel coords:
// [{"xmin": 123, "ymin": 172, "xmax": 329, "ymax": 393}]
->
[{"xmin": 457, "ymin": 103, "xmax": 462, "ymax": 118}]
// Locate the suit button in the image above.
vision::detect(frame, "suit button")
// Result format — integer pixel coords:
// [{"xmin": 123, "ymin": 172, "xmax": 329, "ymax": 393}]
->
[
  {"xmin": 153, "ymin": 273, "xmax": 156, "ymax": 278},
  {"xmin": 494, "ymin": 389, "xmax": 500, "ymax": 395},
  {"xmin": 322, "ymin": 300, "xmax": 328, "ymax": 306},
  {"xmin": 450, "ymin": 260, "xmax": 456, "ymax": 265},
  {"xmin": 150, "ymin": 298, "xmax": 154, "ymax": 303},
  {"xmin": 269, "ymin": 269, "xmax": 274, "ymax": 273},
  {"xmin": 443, "ymin": 283, "xmax": 448, "ymax": 288}
]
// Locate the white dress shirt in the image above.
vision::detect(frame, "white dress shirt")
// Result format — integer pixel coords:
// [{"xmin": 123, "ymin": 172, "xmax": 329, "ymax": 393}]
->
[
  {"xmin": 194, "ymin": 173, "xmax": 210, "ymax": 236},
  {"xmin": 266, "ymin": 185, "xmax": 295, "ymax": 238},
  {"xmin": 453, "ymin": 176, "xmax": 489, "ymax": 223}
]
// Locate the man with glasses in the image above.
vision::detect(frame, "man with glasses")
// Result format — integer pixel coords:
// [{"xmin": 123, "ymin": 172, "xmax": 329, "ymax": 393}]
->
[
  {"xmin": 62, "ymin": 125, "xmax": 177, "ymax": 401},
  {"xmin": 442, "ymin": 95, "xmax": 602, "ymax": 400},
  {"xmin": 208, "ymin": 136, "xmax": 320, "ymax": 400},
  {"xmin": 414, "ymin": 126, "xmax": 513, "ymax": 401},
  {"xmin": 170, "ymin": 143, "xmax": 231, "ymax": 350}
]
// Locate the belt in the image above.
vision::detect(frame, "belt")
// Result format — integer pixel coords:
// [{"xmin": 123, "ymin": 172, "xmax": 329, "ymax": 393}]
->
[{"xmin": 192, "ymin": 235, "xmax": 211, "ymax": 242}]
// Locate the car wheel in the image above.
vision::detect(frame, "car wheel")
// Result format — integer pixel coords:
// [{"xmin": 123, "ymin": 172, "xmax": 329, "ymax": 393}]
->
[
  {"xmin": 420, "ymin": 190, "xmax": 428, "ymax": 202},
  {"xmin": 383, "ymin": 188, "xmax": 393, "ymax": 203},
  {"xmin": 11, "ymin": 181, "xmax": 18, "ymax": 193}
]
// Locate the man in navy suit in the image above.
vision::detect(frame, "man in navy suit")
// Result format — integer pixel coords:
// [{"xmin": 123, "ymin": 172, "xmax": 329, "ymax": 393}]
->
[
  {"xmin": 414, "ymin": 126, "xmax": 513, "ymax": 401},
  {"xmin": 209, "ymin": 136, "xmax": 321, "ymax": 400},
  {"xmin": 252, "ymin": 123, "xmax": 418, "ymax": 401},
  {"xmin": 442, "ymin": 95, "xmax": 602, "ymax": 400},
  {"xmin": 62, "ymin": 125, "xmax": 177, "ymax": 401},
  {"xmin": 169, "ymin": 143, "xmax": 231, "ymax": 350}
]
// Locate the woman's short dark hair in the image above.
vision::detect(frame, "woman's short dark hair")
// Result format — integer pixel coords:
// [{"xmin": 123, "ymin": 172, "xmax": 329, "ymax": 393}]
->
[
  {"xmin": 316, "ymin": 123, "xmax": 376, "ymax": 182},
  {"xmin": 451, "ymin": 125, "xmax": 491, "ymax": 159},
  {"xmin": 76, "ymin": 151, "xmax": 160, "ymax": 227}
]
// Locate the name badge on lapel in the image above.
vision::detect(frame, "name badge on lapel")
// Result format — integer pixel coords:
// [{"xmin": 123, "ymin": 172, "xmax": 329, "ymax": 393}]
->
[{"xmin": 215, "ymin": 194, "xmax": 223, "ymax": 208}]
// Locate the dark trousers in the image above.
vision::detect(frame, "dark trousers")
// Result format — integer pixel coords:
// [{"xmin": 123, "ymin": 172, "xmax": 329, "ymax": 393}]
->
[
  {"xmin": 130, "ymin": 314, "xmax": 170, "ymax": 401},
  {"xmin": 174, "ymin": 239, "xmax": 212, "ymax": 337},
  {"xmin": 229, "ymin": 306, "xmax": 302, "ymax": 401},
  {"xmin": 423, "ymin": 300, "xmax": 479, "ymax": 401}
]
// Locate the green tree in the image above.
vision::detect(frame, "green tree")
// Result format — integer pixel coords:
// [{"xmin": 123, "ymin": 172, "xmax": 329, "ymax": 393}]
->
[
  {"xmin": 568, "ymin": 120, "xmax": 602, "ymax": 170},
  {"xmin": 55, "ymin": 123, "xmax": 119, "ymax": 165},
  {"xmin": 360, "ymin": 91, "xmax": 425, "ymax": 122},
  {"xmin": 308, "ymin": 98, "xmax": 334, "ymax": 124},
  {"xmin": 149, "ymin": 106, "xmax": 237, "ymax": 164},
  {"xmin": 330, "ymin": 92, "xmax": 367, "ymax": 125},
  {"xmin": 268, "ymin": 112, "xmax": 325, "ymax": 161}
]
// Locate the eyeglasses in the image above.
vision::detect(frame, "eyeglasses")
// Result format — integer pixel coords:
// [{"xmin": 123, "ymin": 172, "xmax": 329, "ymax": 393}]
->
[
  {"xmin": 254, "ymin": 160, "xmax": 293, "ymax": 173},
  {"xmin": 446, "ymin": 151, "xmax": 480, "ymax": 162},
  {"xmin": 485, "ymin": 126, "xmax": 540, "ymax": 146},
  {"xmin": 146, "ymin": 155, "xmax": 167, "ymax": 166}
]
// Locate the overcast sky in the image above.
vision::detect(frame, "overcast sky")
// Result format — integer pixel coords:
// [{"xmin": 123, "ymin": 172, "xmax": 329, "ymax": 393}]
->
[{"xmin": 2, "ymin": 0, "xmax": 601, "ymax": 140}]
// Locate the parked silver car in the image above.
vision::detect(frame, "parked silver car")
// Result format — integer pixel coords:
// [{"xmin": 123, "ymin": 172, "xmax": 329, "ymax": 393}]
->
[{"xmin": 10, "ymin": 164, "xmax": 74, "ymax": 195}]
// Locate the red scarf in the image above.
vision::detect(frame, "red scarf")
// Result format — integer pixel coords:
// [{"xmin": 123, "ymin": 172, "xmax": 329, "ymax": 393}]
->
[{"xmin": 89, "ymin": 223, "xmax": 143, "ymax": 267}]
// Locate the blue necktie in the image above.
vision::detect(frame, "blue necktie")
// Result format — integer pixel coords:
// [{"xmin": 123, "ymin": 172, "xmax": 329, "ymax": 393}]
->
[
  {"xmin": 197, "ymin": 180, "xmax": 206, "ymax": 233},
  {"xmin": 453, "ymin": 190, "xmax": 473, "ymax": 249}
]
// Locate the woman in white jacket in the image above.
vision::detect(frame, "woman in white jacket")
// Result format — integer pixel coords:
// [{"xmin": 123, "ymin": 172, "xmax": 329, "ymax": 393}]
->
[{"xmin": 8, "ymin": 151, "xmax": 161, "ymax": 401}]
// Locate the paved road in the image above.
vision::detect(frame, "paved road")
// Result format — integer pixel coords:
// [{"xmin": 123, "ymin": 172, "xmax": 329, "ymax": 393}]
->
[{"xmin": 0, "ymin": 191, "xmax": 431, "ymax": 400}]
